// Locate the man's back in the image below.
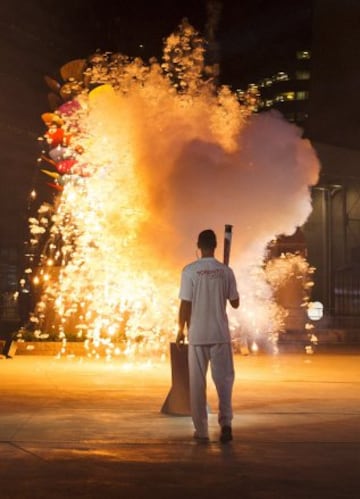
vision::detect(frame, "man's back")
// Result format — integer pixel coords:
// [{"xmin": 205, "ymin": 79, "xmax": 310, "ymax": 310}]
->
[{"xmin": 180, "ymin": 257, "xmax": 238, "ymax": 344}]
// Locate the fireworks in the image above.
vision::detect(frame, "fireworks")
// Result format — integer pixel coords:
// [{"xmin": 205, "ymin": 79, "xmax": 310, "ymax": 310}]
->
[{"xmin": 22, "ymin": 20, "xmax": 320, "ymax": 359}]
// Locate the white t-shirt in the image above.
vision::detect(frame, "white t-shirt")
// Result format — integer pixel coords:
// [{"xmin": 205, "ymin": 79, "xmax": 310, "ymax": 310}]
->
[{"xmin": 179, "ymin": 257, "xmax": 239, "ymax": 345}]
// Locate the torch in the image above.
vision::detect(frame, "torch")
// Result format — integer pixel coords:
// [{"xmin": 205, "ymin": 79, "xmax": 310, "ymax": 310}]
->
[{"xmin": 223, "ymin": 224, "xmax": 233, "ymax": 266}]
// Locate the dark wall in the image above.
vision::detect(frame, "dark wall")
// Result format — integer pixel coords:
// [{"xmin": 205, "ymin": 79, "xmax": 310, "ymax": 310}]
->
[{"xmin": 306, "ymin": 0, "xmax": 360, "ymax": 150}]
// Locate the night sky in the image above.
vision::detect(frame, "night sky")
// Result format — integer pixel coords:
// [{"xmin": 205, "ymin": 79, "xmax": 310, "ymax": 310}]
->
[{"xmin": 42, "ymin": 0, "xmax": 313, "ymax": 88}]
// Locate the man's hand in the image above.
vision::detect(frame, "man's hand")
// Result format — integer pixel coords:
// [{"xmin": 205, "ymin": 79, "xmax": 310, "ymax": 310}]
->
[
  {"xmin": 176, "ymin": 330, "xmax": 185, "ymax": 349},
  {"xmin": 177, "ymin": 299, "xmax": 191, "ymax": 349}
]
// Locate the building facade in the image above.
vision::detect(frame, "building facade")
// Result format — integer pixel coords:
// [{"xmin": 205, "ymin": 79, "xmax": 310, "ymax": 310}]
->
[{"xmin": 303, "ymin": 0, "xmax": 360, "ymax": 325}]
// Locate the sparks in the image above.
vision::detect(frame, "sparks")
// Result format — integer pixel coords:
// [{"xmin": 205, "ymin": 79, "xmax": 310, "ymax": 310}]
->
[{"xmin": 23, "ymin": 20, "xmax": 320, "ymax": 359}]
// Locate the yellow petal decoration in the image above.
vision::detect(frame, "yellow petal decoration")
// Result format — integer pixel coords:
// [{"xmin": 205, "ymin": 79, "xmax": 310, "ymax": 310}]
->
[
  {"xmin": 41, "ymin": 169, "xmax": 60, "ymax": 179},
  {"xmin": 41, "ymin": 112, "xmax": 63, "ymax": 127}
]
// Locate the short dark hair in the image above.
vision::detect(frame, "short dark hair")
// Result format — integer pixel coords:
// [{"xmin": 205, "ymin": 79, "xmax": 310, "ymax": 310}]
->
[{"xmin": 197, "ymin": 229, "xmax": 217, "ymax": 249}]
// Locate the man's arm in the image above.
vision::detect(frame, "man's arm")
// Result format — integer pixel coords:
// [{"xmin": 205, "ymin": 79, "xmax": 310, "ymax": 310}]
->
[
  {"xmin": 176, "ymin": 299, "xmax": 192, "ymax": 347},
  {"xmin": 228, "ymin": 268, "xmax": 240, "ymax": 309}
]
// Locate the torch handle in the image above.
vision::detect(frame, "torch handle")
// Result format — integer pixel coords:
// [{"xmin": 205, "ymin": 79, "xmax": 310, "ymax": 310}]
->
[{"xmin": 223, "ymin": 224, "xmax": 233, "ymax": 266}]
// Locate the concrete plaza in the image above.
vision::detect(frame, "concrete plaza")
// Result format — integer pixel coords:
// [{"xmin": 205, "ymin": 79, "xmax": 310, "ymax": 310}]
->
[{"xmin": 1, "ymin": 347, "xmax": 360, "ymax": 498}]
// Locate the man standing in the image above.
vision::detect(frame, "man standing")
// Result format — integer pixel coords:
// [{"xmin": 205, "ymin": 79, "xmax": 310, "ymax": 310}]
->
[{"xmin": 177, "ymin": 229, "xmax": 239, "ymax": 443}]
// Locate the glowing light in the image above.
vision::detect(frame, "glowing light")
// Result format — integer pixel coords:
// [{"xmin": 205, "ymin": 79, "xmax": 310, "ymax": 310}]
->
[
  {"xmin": 251, "ymin": 341, "xmax": 259, "ymax": 353},
  {"xmin": 307, "ymin": 301, "xmax": 323, "ymax": 321}
]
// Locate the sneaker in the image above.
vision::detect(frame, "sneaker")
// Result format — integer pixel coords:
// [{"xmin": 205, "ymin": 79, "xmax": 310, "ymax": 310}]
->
[
  {"xmin": 220, "ymin": 425, "xmax": 233, "ymax": 443},
  {"xmin": 193, "ymin": 431, "xmax": 209, "ymax": 444}
]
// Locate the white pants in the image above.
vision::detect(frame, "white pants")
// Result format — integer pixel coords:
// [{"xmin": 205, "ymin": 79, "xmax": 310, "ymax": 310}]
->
[{"xmin": 188, "ymin": 343, "xmax": 235, "ymax": 438}]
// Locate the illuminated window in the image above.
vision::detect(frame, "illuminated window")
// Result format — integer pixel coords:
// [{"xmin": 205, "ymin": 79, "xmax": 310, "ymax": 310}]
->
[
  {"xmin": 283, "ymin": 91, "xmax": 295, "ymax": 100},
  {"xmin": 275, "ymin": 95, "xmax": 285, "ymax": 102},
  {"xmin": 276, "ymin": 72, "xmax": 289, "ymax": 81},
  {"xmin": 296, "ymin": 91, "xmax": 309, "ymax": 100},
  {"xmin": 296, "ymin": 70, "xmax": 310, "ymax": 80},
  {"xmin": 264, "ymin": 78, "xmax": 273, "ymax": 87},
  {"xmin": 296, "ymin": 50, "xmax": 311, "ymax": 60}
]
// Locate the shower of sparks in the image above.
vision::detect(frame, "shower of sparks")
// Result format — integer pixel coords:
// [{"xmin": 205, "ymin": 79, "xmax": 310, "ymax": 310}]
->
[{"xmin": 23, "ymin": 20, "xmax": 320, "ymax": 359}]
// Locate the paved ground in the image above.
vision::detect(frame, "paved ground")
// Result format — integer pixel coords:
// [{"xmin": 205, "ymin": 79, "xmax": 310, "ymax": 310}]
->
[{"xmin": 1, "ymin": 348, "xmax": 360, "ymax": 498}]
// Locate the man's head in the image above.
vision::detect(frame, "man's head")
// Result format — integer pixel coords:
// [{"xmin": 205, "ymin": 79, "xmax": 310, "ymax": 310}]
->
[{"xmin": 197, "ymin": 229, "xmax": 217, "ymax": 251}]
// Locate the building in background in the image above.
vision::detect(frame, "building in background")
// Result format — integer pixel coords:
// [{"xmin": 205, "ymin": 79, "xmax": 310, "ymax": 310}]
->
[
  {"xmin": 0, "ymin": 0, "xmax": 111, "ymax": 294},
  {"xmin": 1, "ymin": 2, "xmax": 51, "ymax": 306},
  {"xmin": 256, "ymin": 49, "xmax": 311, "ymax": 126},
  {"xmin": 303, "ymin": 0, "xmax": 360, "ymax": 326},
  {"xmin": 237, "ymin": 48, "xmax": 311, "ymax": 127},
  {"xmin": 234, "ymin": 0, "xmax": 360, "ymax": 329}
]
